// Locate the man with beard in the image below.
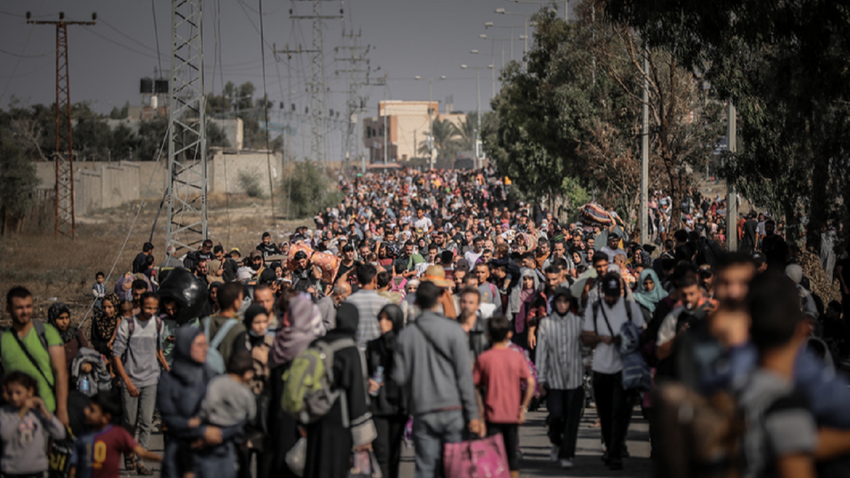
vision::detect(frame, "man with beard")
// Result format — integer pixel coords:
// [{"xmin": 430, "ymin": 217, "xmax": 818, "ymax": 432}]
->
[{"xmin": 458, "ymin": 287, "xmax": 489, "ymax": 362}]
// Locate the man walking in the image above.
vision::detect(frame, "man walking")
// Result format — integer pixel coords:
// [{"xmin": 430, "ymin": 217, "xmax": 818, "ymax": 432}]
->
[
  {"xmin": 392, "ymin": 282, "xmax": 483, "ymax": 478},
  {"xmin": 582, "ymin": 273, "xmax": 644, "ymax": 470}
]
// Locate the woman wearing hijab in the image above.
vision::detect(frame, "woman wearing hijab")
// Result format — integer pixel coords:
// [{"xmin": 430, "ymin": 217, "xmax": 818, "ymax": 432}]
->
[
  {"xmin": 303, "ymin": 303, "xmax": 376, "ymax": 478},
  {"xmin": 207, "ymin": 259, "xmax": 225, "ymax": 285},
  {"xmin": 47, "ymin": 302, "xmax": 90, "ymax": 375},
  {"xmin": 262, "ymin": 295, "xmax": 321, "ymax": 478},
  {"xmin": 235, "ymin": 304, "xmax": 275, "ymax": 478},
  {"xmin": 510, "ymin": 268, "xmax": 542, "ymax": 351},
  {"xmin": 91, "ymin": 293, "xmax": 121, "ymax": 357},
  {"xmin": 366, "ymin": 304, "xmax": 407, "ymax": 478},
  {"xmin": 633, "ymin": 269, "xmax": 668, "ymax": 323},
  {"xmin": 157, "ymin": 328, "xmax": 241, "ymax": 478}
]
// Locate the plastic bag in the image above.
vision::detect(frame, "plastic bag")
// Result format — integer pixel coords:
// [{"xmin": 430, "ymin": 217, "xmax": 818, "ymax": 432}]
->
[
  {"xmin": 285, "ymin": 437, "xmax": 307, "ymax": 477},
  {"xmin": 157, "ymin": 267, "xmax": 209, "ymax": 323}
]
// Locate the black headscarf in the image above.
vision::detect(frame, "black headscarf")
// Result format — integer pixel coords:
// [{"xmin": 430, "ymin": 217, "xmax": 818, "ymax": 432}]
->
[
  {"xmin": 47, "ymin": 302, "xmax": 76, "ymax": 344},
  {"xmin": 326, "ymin": 302, "xmax": 359, "ymax": 341}
]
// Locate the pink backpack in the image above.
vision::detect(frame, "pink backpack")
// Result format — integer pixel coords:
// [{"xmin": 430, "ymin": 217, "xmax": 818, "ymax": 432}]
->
[
  {"xmin": 444, "ymin": 434, "xmax": 510, "ymax": 478},
  {"xmin": 390, "ymin": 276, "xmax": 407, "ymax": 298}
]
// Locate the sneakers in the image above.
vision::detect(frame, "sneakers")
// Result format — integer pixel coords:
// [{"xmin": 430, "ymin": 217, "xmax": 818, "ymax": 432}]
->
[
  {"xmin": 549, "ymin": 445, "xmax": 560, "ymax": 463},
  {"xmin": 560, "ymin": 459, "xmax": 574, "ymax": 469}
]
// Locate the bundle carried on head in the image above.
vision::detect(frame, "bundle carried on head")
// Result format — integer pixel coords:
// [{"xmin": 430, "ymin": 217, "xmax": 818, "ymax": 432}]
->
[{"xmin": 580, "ymin": 202, "xmax": 612, "ymax": 226}]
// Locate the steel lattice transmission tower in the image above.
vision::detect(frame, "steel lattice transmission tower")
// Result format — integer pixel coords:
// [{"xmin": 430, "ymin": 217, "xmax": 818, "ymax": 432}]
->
[
  {"xmin": 27, "ymin": 12, "xmax": 96, "ymax": 238},
  {"xmin": 166, "ymin": 0, "xmax": 208, "ymax": 253},
  {"xmin": 289, "ymin": 0, "xmax": 342, "ymax": 167}
]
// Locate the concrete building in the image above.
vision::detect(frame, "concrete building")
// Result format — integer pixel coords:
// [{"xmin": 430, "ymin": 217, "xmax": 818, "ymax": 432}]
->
[{"xmin": 362, "ymin": 100, "xmax": 467, "ymax": 164}]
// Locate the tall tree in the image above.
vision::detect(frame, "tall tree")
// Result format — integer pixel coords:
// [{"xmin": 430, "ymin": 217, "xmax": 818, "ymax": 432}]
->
[{"xmin": 417, "ymin": 118, "xmax": 459, "ymax": 160}]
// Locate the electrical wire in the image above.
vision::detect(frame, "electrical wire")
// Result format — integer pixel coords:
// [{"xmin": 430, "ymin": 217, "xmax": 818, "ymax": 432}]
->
[
  {"xmin": 78, "ymin": 124, "xmax": 170, "ymax": 328},
  {"xmin": 150, "ymin": 0, "xmax": 163, "ymax": 76},
  {"xmin": 258, "ymin": 0, "xmax": 277, "ymax": 230},
  {"xmin": 0, "ymin": 48, "xmax": 50, "ymax": 58},
  {"xmin": 0, "ymin": 0, "xmax": 45, "ymax": 105}
]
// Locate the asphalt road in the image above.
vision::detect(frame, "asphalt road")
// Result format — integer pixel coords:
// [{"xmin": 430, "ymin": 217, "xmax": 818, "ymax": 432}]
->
[{"xmin": 128, "ymin": 404, "xmax": 652, "ymax": 478}]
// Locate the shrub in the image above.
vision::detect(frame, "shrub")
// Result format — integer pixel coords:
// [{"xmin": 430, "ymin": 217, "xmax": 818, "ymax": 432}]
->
[
  {"xmin": 280, "ymin": 160, "xmax": 343, "ymax": 219},
  {"xmin": 237, "ymin": 170, "xmax": 265, "ymax": 198}
]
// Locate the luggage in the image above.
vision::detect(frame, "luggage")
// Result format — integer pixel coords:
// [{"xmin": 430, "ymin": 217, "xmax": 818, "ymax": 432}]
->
[
  {"xmin": 443, "ymin": 434, "xmax": 510, "ymax": 478},
  {"xmin": 157, "ymin": 267, "xmax": 209, "ymax": 323},
  {"xmin": 287, "ymin": 244, "xmax": 341, "ymax": 284}
]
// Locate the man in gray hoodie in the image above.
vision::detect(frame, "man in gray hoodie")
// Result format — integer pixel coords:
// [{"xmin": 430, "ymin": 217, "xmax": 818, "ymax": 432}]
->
[{"xmin": 392, "ymin": 281, "xmax": 483, "ymax": 478}]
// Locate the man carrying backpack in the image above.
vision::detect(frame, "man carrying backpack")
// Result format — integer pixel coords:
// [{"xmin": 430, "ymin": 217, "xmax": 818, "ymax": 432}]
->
[
  {"xmin": 582, "ymin": 273, "xmax": 644, "ymax": 471},
  {"xmin": 203, "ymin": 283, "xmax": 247, "ymax": 374},
  {"xmin": 113, "ymin": 291, "xmax": 169, "ymax": 475},
  {"xmin": 3, "ymin": 287, "xmax": 70, "ymax": 427},
  {"xmin": 392, "ymin": 282, "xmax": 483, "ymax": 478}
]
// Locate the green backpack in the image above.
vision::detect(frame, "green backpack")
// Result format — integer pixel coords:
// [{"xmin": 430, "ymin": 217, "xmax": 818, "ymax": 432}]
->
[{"xmin": 281, "ymin": 338, "xmax": 356, "ymax": 426}]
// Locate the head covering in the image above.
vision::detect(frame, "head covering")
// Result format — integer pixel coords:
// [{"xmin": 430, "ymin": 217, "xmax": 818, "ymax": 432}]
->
[
  {"xmin": 378, "ymin": 304, "xmax": 404, "ymax": 335},
  {"xmin": 785, "ymin": 264, "xmax": 803, "ymax": 285},
  {"xmin": 170, "ymin": 326, "xmax": 207, "ymax": 385},
  {"xmin": 515, "ymin": 268, "xmax": 540, "ymax": 334},
  {"xmin": 268, "ymin": 294, "xmax": 321, "ymax": 369},
  {"xmin": 47, "ymin": 302, "xmax": 76, "ymax": 343},
  {"xmin": 243, "ymin": 304, "xmax": 268, "ymax": 333},
  {"xmin": 207, "ymin": 259, "xmax": 223, "ymax": 284},
  {"xmin": 421, "ymin": 265, "xmax": 453, "ymax": 288},
  {"xmin": 633, "ymin": 269, "xmax": 668, "ymax": 314},
  {"xmin": 333, "ymin": 303, "xmax": 360, "ymax": 337}
]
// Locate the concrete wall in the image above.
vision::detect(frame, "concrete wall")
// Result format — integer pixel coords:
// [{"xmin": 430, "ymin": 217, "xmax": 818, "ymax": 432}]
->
[
  {"xmin": 209, "ymin": 150, "xmax": 283, "ymax": 196},
  {"xmin": 34, "ymin": 150, "xmax": 281, "ymax": 216}
]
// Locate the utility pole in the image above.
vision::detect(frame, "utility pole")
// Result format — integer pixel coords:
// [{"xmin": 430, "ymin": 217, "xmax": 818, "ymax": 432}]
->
[
  {"xmin": 289, "ymin": 1, "xmax": 342, "ymax": 170},
  {"xmin": 166, "ymin": 0, "xmax": 207, "ymax": 253},
  {"xmin": 726, "ymin": 101, "xmax": 738, "ymax": 252},
  {"xmin": 334, "ymin": 32, "xmax": 371, "ymax": 173},
  {"xmin": 27, "ymin": 11, "xmax": 96, "ymax": 239},
  {"xmin": 640, "ymin": 48, "xmax": 649, "ymax": 245}
]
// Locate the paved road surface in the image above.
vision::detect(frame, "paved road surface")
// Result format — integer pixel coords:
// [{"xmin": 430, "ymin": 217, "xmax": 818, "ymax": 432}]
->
[{"xmin": 129, "ymin": 405, "xmax": 652, "ymax": 477}]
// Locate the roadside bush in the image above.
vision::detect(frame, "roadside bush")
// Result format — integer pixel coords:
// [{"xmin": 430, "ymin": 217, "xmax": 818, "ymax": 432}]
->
[
  {"xmin": 280, "ymin": 160, "xmax": 343, "ymax": 219},
  {"xmin": 237, "ymin": 170, "xmax": 265, "ymax": 198}
]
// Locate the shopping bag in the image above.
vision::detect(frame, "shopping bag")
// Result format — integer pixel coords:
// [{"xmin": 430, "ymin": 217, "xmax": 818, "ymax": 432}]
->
[
  {"xmin": 443, "ymin": 433, "xmax": 510, "ymax": 478},
  {"xmin": 349, "ymin": 450, "xmax": 382, "ymax": 478},
  {"xmin": 285, "ymin": 437, "xmax": 307, "ymax": 477}
]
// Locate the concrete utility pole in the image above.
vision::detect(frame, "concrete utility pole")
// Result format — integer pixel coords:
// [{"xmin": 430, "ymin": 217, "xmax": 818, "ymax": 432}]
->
[
  {"xmin": 726, "ymin": 101, "xmax": 738, "ymax": 252},
  {"xmin": 495, "ymin": 9, "xmax": 530, "ymax": 70},
  {"xmin": 27, "ymin": 11, "xmax": 96, "ymax": 239},
  {"xmin": 640, "ymin": 49, "xmax": 649, "ymax": 245},
  {"xmin": 165, "ymin": 0, "xmax": 207, "ymax": 253}
]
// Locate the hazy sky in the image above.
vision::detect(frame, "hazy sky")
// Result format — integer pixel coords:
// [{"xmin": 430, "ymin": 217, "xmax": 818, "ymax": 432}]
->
[{"xmin": 0, "ymin": 0, "xmax": 561, "ymax": 117}]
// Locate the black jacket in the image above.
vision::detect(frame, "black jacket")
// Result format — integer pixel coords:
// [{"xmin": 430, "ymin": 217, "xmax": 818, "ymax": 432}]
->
[{"xmin": 365, "ymin": 332, "xmax": 408, "ymax": 417}]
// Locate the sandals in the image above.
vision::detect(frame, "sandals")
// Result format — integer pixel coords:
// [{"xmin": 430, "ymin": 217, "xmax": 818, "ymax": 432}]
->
[
  {"xmin": 136, "ymin": 463, "xmax": 154, "ymax": 476},
  {"xmin": 124, "ymin": 455, "xmax": 136, "ymax": 472}
]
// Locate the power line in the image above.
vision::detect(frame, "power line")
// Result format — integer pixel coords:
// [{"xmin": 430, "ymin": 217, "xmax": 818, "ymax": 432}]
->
[
  {"xmin": 0, "ymin": 0, "xmax": 45, "ymax": 105},
  {"xmin": 150, "ymin": 0, "xmax": 162, "ymax": 75},
  {"xmin": 258, "ymin": 0, "xmax": 277, "ymax": 229},
  {"xmin": 0, "ymin": 48, "xmax": 50, "ymax": 58}
]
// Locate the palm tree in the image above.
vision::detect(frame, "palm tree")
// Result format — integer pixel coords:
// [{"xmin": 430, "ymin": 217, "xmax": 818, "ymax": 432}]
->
[
  {"xmin": 454, "ymin": 113, "xmax": 477, "ymax": 152},
  {"xmin": 417, "ymin": 118, "xmax": 460, "ymax": 158}
]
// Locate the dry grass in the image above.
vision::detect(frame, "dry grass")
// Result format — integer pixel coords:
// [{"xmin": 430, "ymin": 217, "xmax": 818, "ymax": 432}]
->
[{"xmin": 0, "ymin": 194, "xmax": 310, "ymax": 326}]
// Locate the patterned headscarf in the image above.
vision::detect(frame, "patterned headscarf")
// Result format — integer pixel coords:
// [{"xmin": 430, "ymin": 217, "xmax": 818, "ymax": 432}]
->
[
  {"xmin": 93, "ymin": 293, "xmax": 121, "ymax": 343},
  {"xmin": 47, "ymin": 302, "xmax": 76, "ymax": 344}
]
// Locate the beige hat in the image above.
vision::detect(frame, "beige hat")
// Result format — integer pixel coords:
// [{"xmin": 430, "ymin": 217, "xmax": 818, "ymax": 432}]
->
[{"xmin": 420, "ymin": 265, "xmax": 453, "ymax": 288}]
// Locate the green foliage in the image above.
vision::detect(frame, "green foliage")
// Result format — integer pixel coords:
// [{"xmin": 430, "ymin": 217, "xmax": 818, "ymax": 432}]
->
[
  {"xmin": 237, "ymin": 170, "xmax": 265, "ymax": 198},
  {"xmin": 606, "ymin": 0, "xmax": 850, "ymax": 245},
  {"xmin": 417, "ymin": 118, "xmax": 460, "ymax": 161},
  {"xmin": 281, "ymin": 161, "xmax": 343, "ymax": 219},
  {"xmin": 0, "ymin": 132, "xmax": 39, "ymax": 234},
  {"xmin": 486, "ymin": 5, "xmax": 720, "ymax": 228},
  {"xmin": 207, "ymin": 82, "xmax": 282, "ymax": 152},
  {"xmin": 109, "ymin": 101, "xmax": 130, "ymax": 119}
]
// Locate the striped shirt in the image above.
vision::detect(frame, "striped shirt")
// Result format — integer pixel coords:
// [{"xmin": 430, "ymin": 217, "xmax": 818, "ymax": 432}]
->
[
  {"xmin": 536, "ymin": 310, "xmax": 584, "ymax": 390},
  {"xmin": 346, "ymin": 289, "xmax": 391, "ymax": 349}
]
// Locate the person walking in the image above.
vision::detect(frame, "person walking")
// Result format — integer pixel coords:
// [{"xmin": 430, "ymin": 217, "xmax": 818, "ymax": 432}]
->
[
  {"xmin": 536, "ymin": 287, "xmax": 585, "ymax": 469},
  {"xmin": 366, "ymin": 304, "xmax": 408, "ymax": 478},
  {"xmin": 392, "ymin": 282, "xmax": 483, "ymax": 478},
  {"xmin": 582, "ymin": 273, "xmax": 644, "ymax": 470}
]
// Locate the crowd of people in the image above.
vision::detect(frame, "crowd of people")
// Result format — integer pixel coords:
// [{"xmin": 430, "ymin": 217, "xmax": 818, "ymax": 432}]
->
[{"xmin": 3, "ymin": 166, "xmax": 850, "ymax": 478}]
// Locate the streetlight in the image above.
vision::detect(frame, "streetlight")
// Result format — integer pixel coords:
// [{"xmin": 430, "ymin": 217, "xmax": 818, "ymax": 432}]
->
[
  {"xmin": 414, "ymin": 75, "xmax": 446, "ymax": 169},
  {"xmin": 471, "ymin": 49, "xmax": 497, "ymax": 100},
  {"xmin": 484, "ymin": 21, "xmax": 524, "ymax": 63},
  {"xmin": 495, "ymin": 8, "xmax": 531, "ymax": 69},
  {"xmin": 461, "ymin": 64, "xmax": 494, "ymax": 168},
  {"xmin": 509, "ymin": 0, "xmax": 568, "ymax": 21}
]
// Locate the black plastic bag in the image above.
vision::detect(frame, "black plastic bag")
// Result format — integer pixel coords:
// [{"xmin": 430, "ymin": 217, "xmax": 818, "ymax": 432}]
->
[{"xmin": 158, "ymin": 267, "xmax": 209, "ymax": 323}]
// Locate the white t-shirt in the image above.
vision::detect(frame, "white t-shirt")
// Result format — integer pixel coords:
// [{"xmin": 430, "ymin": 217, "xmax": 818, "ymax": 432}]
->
[
  {"xmin": 582, "ymin": 298, "xmax": 644, "ymax": 374},
  {"xmin": 414, "ymin": 217, "xmax": 433, "ymax": 234},
  {"xmin": 464, "ymin": 250, "xmax": 483, "ymax": 265}
]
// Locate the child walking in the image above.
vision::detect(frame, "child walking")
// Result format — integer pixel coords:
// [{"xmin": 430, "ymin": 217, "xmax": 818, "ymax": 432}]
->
[
  {"xmin": 0, "ymin": 372, "xmax": 67, "ymax": 477},
  {"xmin": 473, "ymin": 315, "xmax": 535, "ymax": 478},
  {"xmin": 69, "ymin": 391, "xmax": 162, "ymax": 478}
]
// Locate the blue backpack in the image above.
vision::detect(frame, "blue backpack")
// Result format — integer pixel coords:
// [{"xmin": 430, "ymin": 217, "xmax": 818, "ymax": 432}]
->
[{"xmin": 203, "ymin": 317, "xmax": 239, "ymax": 374}]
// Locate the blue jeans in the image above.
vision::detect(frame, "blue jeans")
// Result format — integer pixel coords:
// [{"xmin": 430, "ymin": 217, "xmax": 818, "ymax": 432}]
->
[{"xmin": 412, "ymin": 410, "xmax": 465, "ymax": 478}]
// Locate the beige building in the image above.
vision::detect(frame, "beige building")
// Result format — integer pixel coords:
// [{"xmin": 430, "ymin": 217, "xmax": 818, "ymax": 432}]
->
[{"xmin": 362, "ymin": 100, "xmax": 466, "ymax": 164}]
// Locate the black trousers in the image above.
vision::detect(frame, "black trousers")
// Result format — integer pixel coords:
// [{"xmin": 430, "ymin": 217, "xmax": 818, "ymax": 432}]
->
[
  {"xmin": 373, "ymin": 415, "xmax": 407, "ymax": 478},
  {"xmin": 592, "ymin": 371, "xmax": 632, "ymax": 462},
  {"xmin": 546, "ymin": 387, "xmax": 585, "ymax": 459}
]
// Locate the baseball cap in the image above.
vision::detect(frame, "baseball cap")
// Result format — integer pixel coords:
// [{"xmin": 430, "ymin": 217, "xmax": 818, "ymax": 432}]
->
[
  {"xmin": 699, "ymin": 264, "xmax": 714, "ymax": 276},
  {"xmin": 601, "ymin": 273, "xmax": 622, "ymax": 297},
  {"xmin": 752, "ymin": 252, "xmax": 766, "ymax": 268},
  {"xmin": 249, "ymin": 250, "xmax": 263, "ymax": 259}
]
